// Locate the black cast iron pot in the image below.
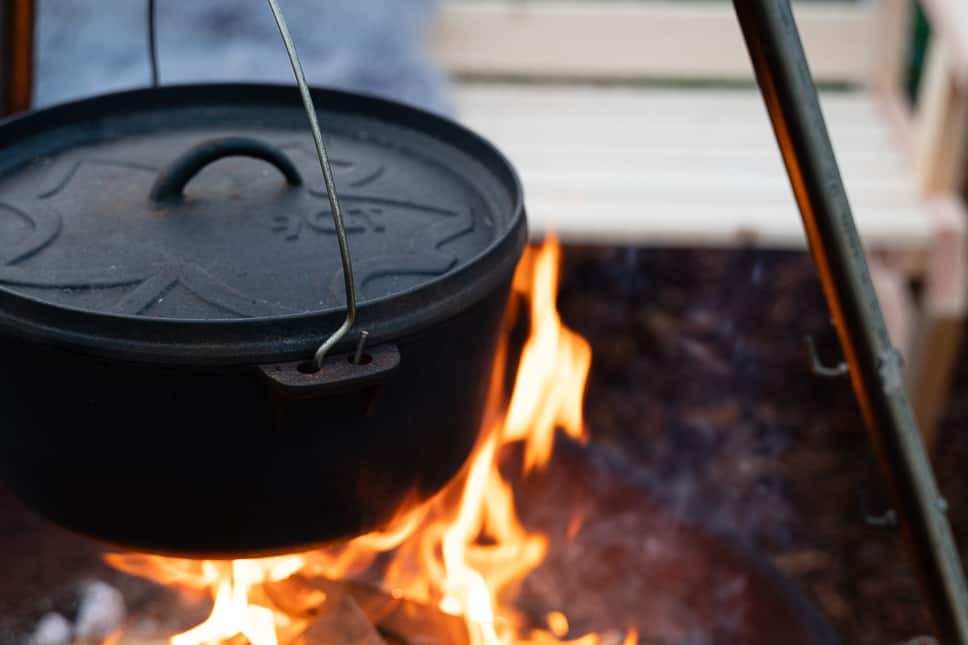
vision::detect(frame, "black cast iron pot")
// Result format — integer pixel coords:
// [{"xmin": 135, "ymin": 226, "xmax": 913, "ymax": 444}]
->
[{"xmin": 0, "ymin": 84, "xmax": 527, "ymax": 557}]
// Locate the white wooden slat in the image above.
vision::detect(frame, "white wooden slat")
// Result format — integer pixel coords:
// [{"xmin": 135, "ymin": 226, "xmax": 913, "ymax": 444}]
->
[
  {"xmin": 921, "ymin": 0, "xmax": 968, "ymax": 86},
  {"xmin": 463, "ymin": 110, "xmax": 889, "ymax": 134},
  {"xmin": 872, "ymin": 0, "xmax": 912, "ymax": 93},
  {"xmin": 465, "ymin": 118, "xmax": 895, "ymax": 150},
  {"xmin": 457, "ymin": 86, "xmax": 910, "ymax": 179},
  {"xmin": 455, "ymin": 86, "xmax": 900, "ymax": 159},
  {"xmin": 431, "ymin": 1, "xmax": 876, "ymax": 84},
  {"xmin": 459, "ymin": 103, "xmax": 885, "ymax": 128},
  {"xmin": 455, "ymin": 92, "xmax": 903, "ymax": 172},
  {"xmin": 454, "ymin": 83, "xmax": 933, "ymax": 250},
  {"xmin": 455, "ymin": 87, "xmax": 886, "ymax": 122},
  {"xmin": 914, "ymin": 40, "xmax": 968, "ymax": 195},
  {"xmin": 523, "ymin": 197, "xmax": 931, "ymax": 250},
  {"xmin": 519, "ymin": 173, "xmax": 918, "ymax": 207},
  {"xmin": 486, "ymin": 143, "xmax": 909, "ymax": 180}
]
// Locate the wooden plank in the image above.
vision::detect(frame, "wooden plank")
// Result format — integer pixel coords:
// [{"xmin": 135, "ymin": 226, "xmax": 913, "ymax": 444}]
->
[
  {"xmin": 869, "ymin": 254, "xmax": 915, "ymax": 358},
  {"xmin": 431, "ymin": 1, "xmax": 876, "ymax": 83},
  {"xmin": 455, "ymin": 84, "xmax": 930, "ymax": 249},
  {"xmin": 906, "ymin": 197, "xmax": 968, "ymax": 448},
  {"xmin": 456, "ymin": 85, "xmax": 905, "ymax": 160},
  {"xmin": 911, "ymin": 315, "xmax": 963, "ymax": 449},
  {"xmin": 488, "ymin": 143, "xmax": 907, "ymax": 181},
  {"xmin": 924, "ymin": 197, "xmax": 968, "ymax": 317},
  {"xmin": 520, "ymin": 194, "xmax": 931, "ymax": 250},
  {"xmin": 914, "ymin": 40, "xmax": 968, "ymax": 195},
  {"xmin": 921, "ymin": 0, "xmax": 968, "ymax": 87},
  {"xmin": 467, "ymin": 117, "xmax": 896, "ymax": 151},
  {"xmin": 519, "ymin": 173, "xmax": 917, "ymax": 207},
  {"xmin": 871, "ymin": 0, "xmax": 913, "ymax": 95},
  {"xmin": 455, "ymin": 85, "xmax": 887, "ymax": 118},
  {"xmin": 877, "ymin": 90, "xmax": 917, "ymax": 161},
  {"xmin": 459, "ymin": 99, "xmax": 891, "ymax": 133}
]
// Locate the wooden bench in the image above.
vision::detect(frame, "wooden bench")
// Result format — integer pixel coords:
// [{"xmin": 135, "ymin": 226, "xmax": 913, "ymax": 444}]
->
[{"xmin": 428, "ymin": 0, "xmax": 968, "ymax": 444}]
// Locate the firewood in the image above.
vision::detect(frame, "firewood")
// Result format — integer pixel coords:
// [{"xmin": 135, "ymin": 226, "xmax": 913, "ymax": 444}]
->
[
  {"xmin": 266, "ymin": 576, "xmax": 468, "ymax": 645},
  {"xmin": 289, "ymin": 585, "xmax": 385, "ymax": 645},
  {"xmin": 112, "ymin": 632, "xmax": 246, "ymax": 645},
  {"xmin": 264, "ymin": 574, "xmax": 333, "ymax": 620},
  {"xmin": 115, "ymin": 636, "xmax": 168, "ymax": 645},
  {"xmin": 113, "ymin": 632, "xmax": 252, "ymax": 645},
  {"xmin": 346, "ymin": 582, "xmax": 468, "ymax": 645}
]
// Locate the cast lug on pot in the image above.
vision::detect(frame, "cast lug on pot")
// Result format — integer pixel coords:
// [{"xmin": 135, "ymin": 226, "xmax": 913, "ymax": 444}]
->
[{"xmin": 258, "ymin": 343, "xmax": 400, "ymax": 398}]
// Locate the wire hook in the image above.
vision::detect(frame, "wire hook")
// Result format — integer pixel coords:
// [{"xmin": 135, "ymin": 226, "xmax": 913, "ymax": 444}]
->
[{"xmin": 803, "ymin": 335, "xmax": 849, "ymax": 379}]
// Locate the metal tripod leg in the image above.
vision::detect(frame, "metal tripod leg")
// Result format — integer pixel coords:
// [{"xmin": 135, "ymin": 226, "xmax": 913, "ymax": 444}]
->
[{"xmin": 732, "ymin": 2, "xmax": 968, "ymax": 642}]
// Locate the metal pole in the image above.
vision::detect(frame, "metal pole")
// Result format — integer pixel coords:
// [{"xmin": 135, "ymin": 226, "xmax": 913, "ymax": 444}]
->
[
  {"xmin": 1, "ymin": 0, "xmax": 35, "ymax": 116},
  {"xmin": 732, "ymin": 1, "xmax": 968, "ymax": 641}
]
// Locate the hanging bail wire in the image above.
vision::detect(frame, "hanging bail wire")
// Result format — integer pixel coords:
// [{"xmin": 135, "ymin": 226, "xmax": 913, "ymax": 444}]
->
[
  {"xmin": 146, "ymin": 0, "xmax": 159, "ymax": 87},
  {"xmin": 266, "ymin": 0, "xmax": 361, "ymax": 371}
]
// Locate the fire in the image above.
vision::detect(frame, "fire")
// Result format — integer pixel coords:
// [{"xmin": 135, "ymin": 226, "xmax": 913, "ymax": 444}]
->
[
  {"xmin": 106, "ymin": 239, "xmax": 634, "ymax": 645},
  {"xmin": 505, "ymin": 239, "xmax": 590, "ymax": 470}
]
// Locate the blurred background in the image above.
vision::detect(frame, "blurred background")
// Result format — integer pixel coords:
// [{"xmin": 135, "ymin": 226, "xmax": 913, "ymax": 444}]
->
[{"xmin": 3, "ymin": 1, "xmax": 968, "ymax": 644}]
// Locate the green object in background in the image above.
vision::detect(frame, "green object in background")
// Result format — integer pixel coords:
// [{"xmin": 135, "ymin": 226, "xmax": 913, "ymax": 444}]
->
[{"xmin": 906, "ymin": 2, "xmax": 932, "ymax": 103}]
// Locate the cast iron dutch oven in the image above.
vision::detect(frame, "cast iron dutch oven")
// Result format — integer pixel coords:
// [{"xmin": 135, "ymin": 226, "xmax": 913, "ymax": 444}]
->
[{"xmin": 0, "ymin": 84, "xmax": 527, "ymax": 557}]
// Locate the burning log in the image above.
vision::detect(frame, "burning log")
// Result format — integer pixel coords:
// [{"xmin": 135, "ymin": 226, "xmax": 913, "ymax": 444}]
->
[
  {"xmin": 110, "ymin": 580, "xmax": 389, "ymax": 645},
  {"xmin": 289, "ymin": 587, "xmax": 385, "ymax": 645},
  {"xmin": 265, "ymin": 575, "xmax": 468, "ymax": 645},
  {"xmin": 264, "ymin": 575, "xmax": 389, "ymax": 644}
]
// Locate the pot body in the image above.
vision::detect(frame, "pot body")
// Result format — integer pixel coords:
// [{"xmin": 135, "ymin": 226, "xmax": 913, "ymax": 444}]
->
[
  {"xmin": 0, "ymin": 83, "xmax": 526, "ymax": 556},
  {"xmin": 0, "ymin": 281, "xmax": 511, "ymax": 557}
]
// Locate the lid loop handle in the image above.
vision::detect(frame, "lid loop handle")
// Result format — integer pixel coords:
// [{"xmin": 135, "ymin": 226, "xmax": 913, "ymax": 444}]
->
[
  {"xmin": 267, "ymin": 0, "xmax": 363, "ymax": 372},
  {"xmin": 149, "ymin": 137, "xmax": 303, "ymax": 203}
]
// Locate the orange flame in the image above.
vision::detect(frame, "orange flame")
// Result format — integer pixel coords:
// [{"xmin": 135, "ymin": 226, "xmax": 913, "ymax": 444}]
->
[
  {"xmin": 105, "ymin": 239, "xmax": 634, "ymax": 645},
  {"xmin": 505, "ymin": 240, "xmax": 590, "ymax": 471}
]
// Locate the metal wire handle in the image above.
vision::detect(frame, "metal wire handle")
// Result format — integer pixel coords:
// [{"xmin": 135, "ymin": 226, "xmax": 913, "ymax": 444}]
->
[
  {"xmin": 147, "ymin": 0, "xmax": 362, "ymax": 371},
  {"xmin": 267, "ymin": 0, "xmax": 359, "ymax": 370},
  {"xmin": 147, "ymin": 0, "xmax": 159, "ymax": 87}
]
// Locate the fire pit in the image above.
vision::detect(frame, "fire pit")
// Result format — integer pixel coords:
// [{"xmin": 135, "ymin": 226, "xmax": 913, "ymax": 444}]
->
[
  {"xmin": 1, "ymin": 439, "xmax": 840, "ymax": 645},
  {"xmin": 1, "ymin": 242, "xmax": 840, "ymax": 645},
  {"xmin": 2, "ymin": 443, "xmax": 840, "ymax": 645}
]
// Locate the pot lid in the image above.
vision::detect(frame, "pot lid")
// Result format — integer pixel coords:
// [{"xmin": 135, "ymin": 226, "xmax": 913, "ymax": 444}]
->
[{"xmin": 0, "ymin": 84, "xmax": 526, "ymax": 364}]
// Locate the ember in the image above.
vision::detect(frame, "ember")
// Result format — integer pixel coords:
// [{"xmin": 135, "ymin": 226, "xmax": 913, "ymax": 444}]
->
[{"xmin": 105, "ymin": 239, "xmax": 630, "ymax": 645}]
